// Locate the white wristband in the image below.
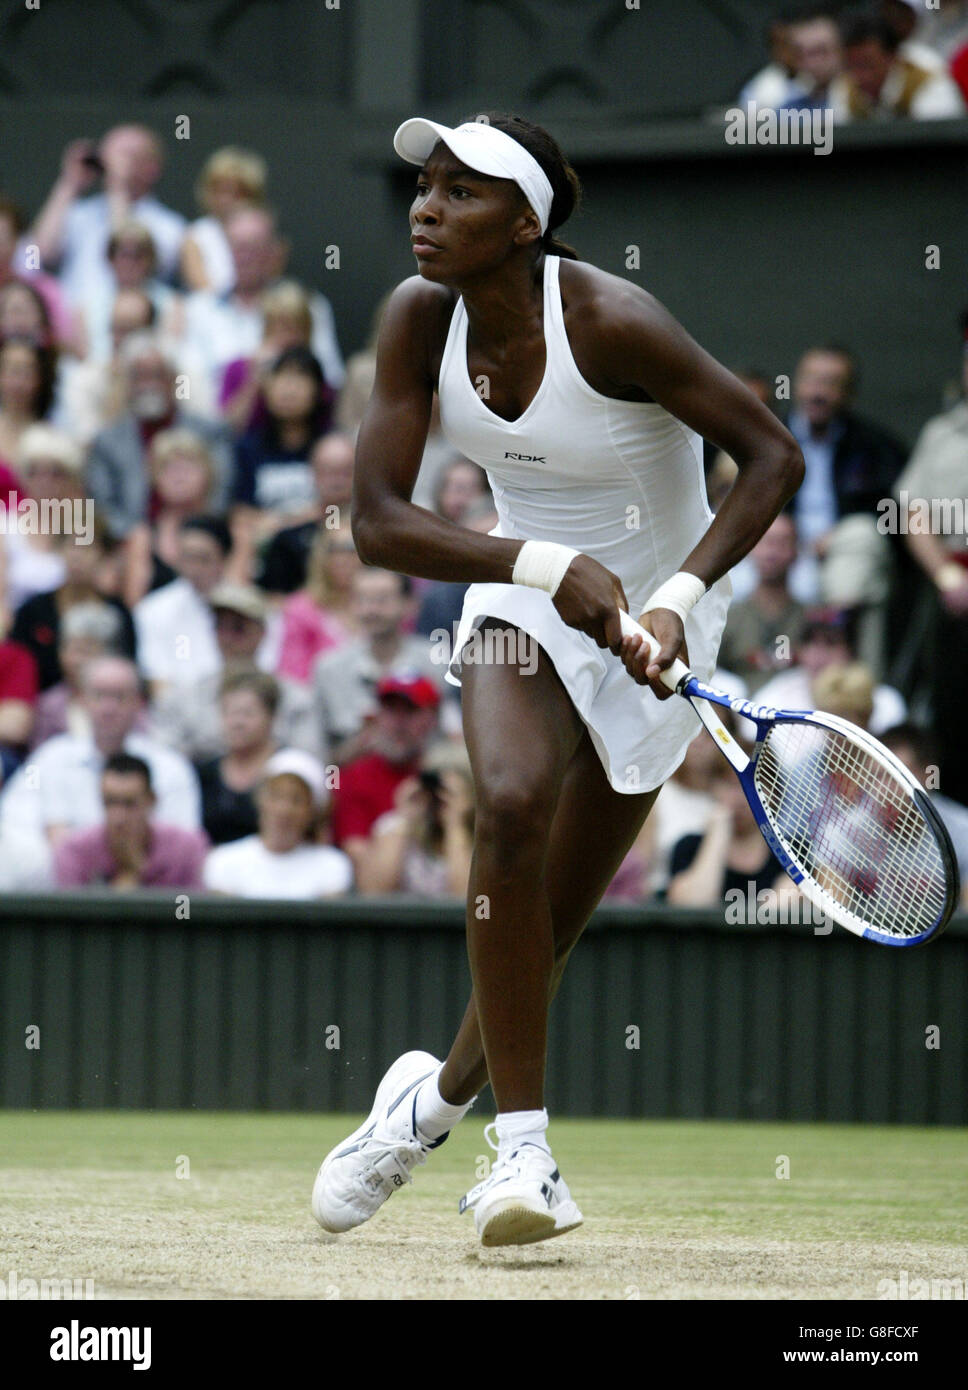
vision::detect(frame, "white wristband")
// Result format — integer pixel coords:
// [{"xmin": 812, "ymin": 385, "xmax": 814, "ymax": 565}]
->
[
  {"xmin": 511, "ymin": 539, "xmax": 581, "ymax": 597},
  {"xmin": 641, "ymin": 571, "xmax": 707, "ymax": 625}
]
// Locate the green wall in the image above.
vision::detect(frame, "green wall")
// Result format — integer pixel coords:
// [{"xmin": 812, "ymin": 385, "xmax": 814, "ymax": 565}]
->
[{"xmin": 2, "ymin": 897, "xmax": 965, "ymax": 1123}]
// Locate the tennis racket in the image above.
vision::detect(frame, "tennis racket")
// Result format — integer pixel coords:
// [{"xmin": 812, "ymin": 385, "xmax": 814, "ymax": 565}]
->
[{"xmin": 620, "ymin": 610, "xmax": 959, "ymax": 946}]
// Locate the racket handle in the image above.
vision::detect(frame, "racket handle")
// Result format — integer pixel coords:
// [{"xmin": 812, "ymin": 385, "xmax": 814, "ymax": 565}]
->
[{"xmin": 618, "ymin": 608, "xmax": 692, "ymax": 692}]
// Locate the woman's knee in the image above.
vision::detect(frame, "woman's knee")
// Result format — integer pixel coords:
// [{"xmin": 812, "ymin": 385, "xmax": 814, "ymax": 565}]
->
[{"xmin": 474, "ymin": 771, "xmax": 557, "ymax": 853}]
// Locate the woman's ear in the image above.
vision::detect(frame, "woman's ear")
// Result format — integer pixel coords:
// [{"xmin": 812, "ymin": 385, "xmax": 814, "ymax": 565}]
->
[{"xmin": 512, "ymin": 208, "xmax": 543, "ymax": 250}]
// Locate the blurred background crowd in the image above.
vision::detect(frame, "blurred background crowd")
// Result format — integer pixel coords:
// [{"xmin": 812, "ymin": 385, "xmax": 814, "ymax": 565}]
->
[{"xmin": 0, "ymin": 0, "xmax": 966, "ymax": 905}]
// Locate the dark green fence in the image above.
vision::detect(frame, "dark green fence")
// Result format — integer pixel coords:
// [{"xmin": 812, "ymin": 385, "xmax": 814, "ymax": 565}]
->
[{"xmin": 1, "ymin": 895, "xmax": 965, "ymax": 1122}]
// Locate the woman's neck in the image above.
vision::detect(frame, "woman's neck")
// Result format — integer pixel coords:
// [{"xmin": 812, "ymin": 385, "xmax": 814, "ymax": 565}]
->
[{"xmin": 459, "ymin": 251, "xmax": 545, "ymax": 348}]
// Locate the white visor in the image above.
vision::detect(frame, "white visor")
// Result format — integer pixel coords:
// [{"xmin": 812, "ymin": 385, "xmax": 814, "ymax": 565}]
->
[{"xmin": 393, "ymin": 117, "xmax": 555, "ymax": 235}]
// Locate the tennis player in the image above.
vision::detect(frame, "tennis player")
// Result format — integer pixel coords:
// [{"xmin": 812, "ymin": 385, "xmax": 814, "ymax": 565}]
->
[{"xmin": 312, "ymin": 113, "xmax": 804, "ymax": 1246}]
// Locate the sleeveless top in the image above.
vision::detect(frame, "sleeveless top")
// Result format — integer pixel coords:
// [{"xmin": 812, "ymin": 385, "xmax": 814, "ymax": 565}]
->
[{"xmin": 435, "ymin": 253, "xmax": 731, "ymax": 794}]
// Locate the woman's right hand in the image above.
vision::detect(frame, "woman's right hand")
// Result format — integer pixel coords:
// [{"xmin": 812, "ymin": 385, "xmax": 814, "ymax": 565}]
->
[{"xmin": 551, "ymin": 553, "xmax": 629, "ymax": 652}]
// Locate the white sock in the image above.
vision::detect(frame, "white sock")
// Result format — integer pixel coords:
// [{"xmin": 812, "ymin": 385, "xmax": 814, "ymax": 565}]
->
[
  {"xmin": 413, "ymin": 1067, "xmax": 475, "ymax": 1141},
  {"xmin": 495, "ymin": 1108, "xmax": 550, "ymax": 1155}
]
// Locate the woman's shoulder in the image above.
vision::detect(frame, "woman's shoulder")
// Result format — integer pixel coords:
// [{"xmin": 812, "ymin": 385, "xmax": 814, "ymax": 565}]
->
[
  {"xmin": 380, "ymin": 276, "xmax": 458, "ymax": 345},
  {"xmin": 557, "ymin": 257, "xmax": 661, "ymax": 325}
]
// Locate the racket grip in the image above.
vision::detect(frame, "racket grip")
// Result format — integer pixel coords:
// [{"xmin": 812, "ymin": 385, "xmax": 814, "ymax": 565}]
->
[{"xmin": 618, "ymin": 609, "xmax": 692, "ymax": 692}]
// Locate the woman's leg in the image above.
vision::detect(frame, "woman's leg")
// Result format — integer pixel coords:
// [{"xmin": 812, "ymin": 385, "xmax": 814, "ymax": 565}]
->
[
  {"xmin": 451, "ymin": 620, "xmax": 587, "ymax": 1112},
  {"xmin": 438, "ymin": 620, "xmax": 659, "ymax": 1107}
]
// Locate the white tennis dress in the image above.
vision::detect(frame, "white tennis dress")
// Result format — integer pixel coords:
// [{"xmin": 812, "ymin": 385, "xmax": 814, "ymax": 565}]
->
[{"xmin": 440, "ymin": 254, "xmax": 732, "ymax": 794}]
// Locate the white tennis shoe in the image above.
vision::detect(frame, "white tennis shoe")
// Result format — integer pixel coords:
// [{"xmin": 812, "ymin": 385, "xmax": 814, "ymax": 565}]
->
[
  {"xmin": 459, "ymin": 1124, "xmax": 584, "ymax": 1247},
  {"xmin": 311, "ymin": 1050, "xmax": 447, "ymax": 1234}
]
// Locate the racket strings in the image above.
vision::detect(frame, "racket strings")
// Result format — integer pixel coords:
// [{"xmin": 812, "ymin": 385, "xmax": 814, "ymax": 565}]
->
[{"xmin": 753, "ymin": 722, "xmax": 946, "ymax": 939}]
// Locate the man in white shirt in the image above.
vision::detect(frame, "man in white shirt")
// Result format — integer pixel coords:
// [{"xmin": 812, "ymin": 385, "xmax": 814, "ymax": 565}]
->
[
  {"xmin": 29, "ymin": 126, "xmax": 186, "ymax": 308},
  {"xmin": 133, "ymin": 516, "xmax": 235, "ymax": 693},
  {"xmin": 0, "ymin": 656, "xmax": 201, "ymax": 854},
  {"xmin": 181, "ymin": 206, "xmax": 344, "ymax": 402}
]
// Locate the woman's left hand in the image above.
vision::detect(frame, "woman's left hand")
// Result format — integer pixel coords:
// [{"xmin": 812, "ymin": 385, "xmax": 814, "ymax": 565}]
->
[{"xmin": 618, "ymin": 607, "xmax": 689, "ymax": 701}]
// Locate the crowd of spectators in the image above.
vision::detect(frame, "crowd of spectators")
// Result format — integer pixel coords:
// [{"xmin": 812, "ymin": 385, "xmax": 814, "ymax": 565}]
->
[
  {"xmin": 739, "ymin": 2, "xmax": 968, "ymax": 120},
  {"xmin": 0, "ymin": 73, "xmax": 966, "ymax": 908}
]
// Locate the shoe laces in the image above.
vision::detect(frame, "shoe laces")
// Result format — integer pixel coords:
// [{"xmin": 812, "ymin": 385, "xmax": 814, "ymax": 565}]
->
[{"xmin": 482, "ymin": 1123, "xmax": 547, "ymax": 1178}]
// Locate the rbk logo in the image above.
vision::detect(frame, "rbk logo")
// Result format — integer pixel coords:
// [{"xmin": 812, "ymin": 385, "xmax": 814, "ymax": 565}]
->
[{"xmin": 504, "ymin": 451, "xmax": 546, "ymax": 464}]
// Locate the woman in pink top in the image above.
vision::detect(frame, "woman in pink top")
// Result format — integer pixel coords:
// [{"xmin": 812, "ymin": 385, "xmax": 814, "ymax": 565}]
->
[{"xmin": 276, "ymin": 523, "xmax": 360, "ymax": 683}]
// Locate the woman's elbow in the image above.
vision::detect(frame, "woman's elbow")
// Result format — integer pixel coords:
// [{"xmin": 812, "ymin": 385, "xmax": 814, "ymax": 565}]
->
[
  {"xmin": 351, "ymin": 508, "xmax": 387, "ymax": 567},
  {"xmin": 775, "ymin": 438, "xmax": 805, "ymax": 501}
]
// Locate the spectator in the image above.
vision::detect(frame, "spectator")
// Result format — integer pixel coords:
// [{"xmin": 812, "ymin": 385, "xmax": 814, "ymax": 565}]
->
[
  {"xmin": 149, "ymin": 582, "xmax": 316, "ymax": 762},
  {"xmin": 181, "ymin": 205, "xmax": 344, "ymax": 405},
  {"xmin": 879, "ymin": 0, "xmax": 948, "ymax": 70},
  {"xmin": 258, "ymin": 430, "xmax": 355, "ymax": 594},
  {"xmin": 196, "ymin": 670, "xmax": 280, "ymax": 846},
  {"xmin": 881, "ymin": 722, "xmax": 968, "ymax": 906},
  {"xmin": 810, "ymin": 660, "xmax": 876, "ymax": 728},
  {"xmin": 753, "ymin": 607, "xmax": 906, "ymax": 735},
  {"xmin": 122, "ymin": 428, "xmax": 221, "ymax": 605},
  {"xmin": 0, "ymin": 655, "xmax": 201, "ymax": 858},
  {"xmin": 782, "ymin": 344, "xmax": 906, "ymax": 668},
  {"xmin": 181, "ymin": 146, "xmax": 268, "ymax": 294},
  {"xmin": 80, "ymin": 220, "xmax": 183, "ymax": 363},
  {"xmin": 893, "ymin": 332, "xmax": 968, "ymax": 802},
  {"xmin": 329, "ymin": 671, "xmax": 444, "ymax": 888},
  {"xmin": 0, "ymin": 336, "xmax": 57, "ymax": 478},
  {"xmin": 0, "ymin": 194, "xmax": 78, "ymax": 353},
  {"xmin": 1, "ymin": 424, "xmax": 82, "ymax": 614},
  {"xmin": 29, "ymin": 126, "xmax": 185, "ymax": 307},
  {"xmin": 362, "ymin": 740, "xmax": 475, "ymax": 898},
  {"xmin": 738, "ymin": 9, "xmax": 808, "ymax": 108},
  {"xmin": 29, "ymin": 601, "xmax": 127, "ymax": 750},
  {"xmin": 276, "ymin": 523, "xmax": 359, "ymax": 685},
  {"xmin": 667, "ymin": 754, "xmax": 788, "ymax": 907},
  {"xmin": 230, "ymin": 346, "xmax": 333, "ymax": 571},
  {"xmin": 132, "ymin": 515, "xmax": 234, "ymax": 693},
  {"xmin": 0, "ymin": 279, "xmax": 56, "ymax": 349},
  {"xmin": 0, "ymin": 635, "xmax": 38, "ymax": 779},
  {"xmin": 718, "ymin": 513, "xmax": 807, "ymax": 693},
  {"xmin": 10, "ymin": 517, "xmax": 136, "ymax": 691},
  {"xmin": 432, "ymin": 457, "xmax": 490, "ymax": 526},
  {"xmin": 203, "ymin": 748, "xmax": 352, "ymax": 898},
  {"xmin": 54, "ymin": 287, "xmax": 156, "ymax": 446},
  {"xmin": 312, "ymin": 569, "xmax": 447, "ymax": 765},
  {"xmin": 831, "ymin": 13, "xmax": 965, "ymax": 119},
  {"xmin": 783, "ymin": 10, "xmax": 845, "ymax": 110},
  {"xmin": 53, "ymin": 752, "xmax": 208, "ymax": 891},
  {"xmin": 219, "ymin": 280, "xmax": 315, "ymax": 434},
  {"xmin": 86, "ymin": 332, "xmax": 231, "ymax": 540}
]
